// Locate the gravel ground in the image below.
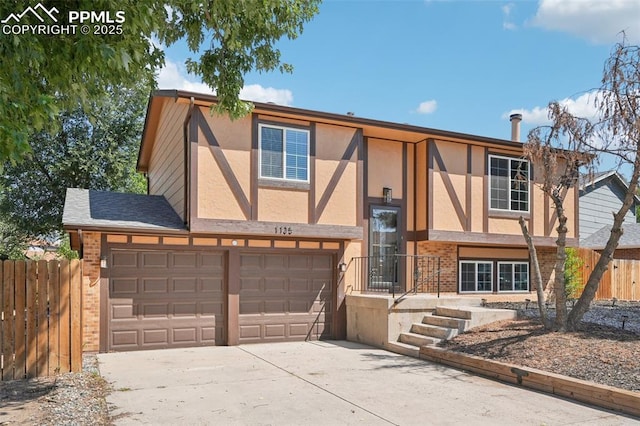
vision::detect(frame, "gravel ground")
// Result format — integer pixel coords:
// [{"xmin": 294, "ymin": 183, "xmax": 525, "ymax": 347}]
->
[{"xmin": 0, "ymin": 354, "xmax": 110, "ymax": 425}]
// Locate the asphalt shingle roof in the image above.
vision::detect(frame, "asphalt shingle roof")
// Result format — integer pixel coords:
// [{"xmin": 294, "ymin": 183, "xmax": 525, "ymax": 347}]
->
[
  {"xmin": 62, "ymin": 188, "xmax": 186, "ymax": 232},
  {"xmin": 581, "ymin": 223, "xmax": 640, "ymax": 249}
]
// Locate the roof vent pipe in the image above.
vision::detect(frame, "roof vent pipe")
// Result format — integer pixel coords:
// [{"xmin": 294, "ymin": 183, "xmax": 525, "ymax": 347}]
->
[{"xmin": 510, "ymin": 113, "xmax": 522, "ymax": 142}]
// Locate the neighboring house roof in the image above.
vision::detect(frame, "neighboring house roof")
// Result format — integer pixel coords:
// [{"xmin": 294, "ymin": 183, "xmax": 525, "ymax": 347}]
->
[
  {"xmin": 580, "ymin": 170, "xmax": 640, "ymax": 204},
  {"xmin": 581, "ymin": 224, "xmax": 640, "ymax": 249},
  {"xmin": 62, "ymin": 188, "xmax": 186, "ymax": 233}
]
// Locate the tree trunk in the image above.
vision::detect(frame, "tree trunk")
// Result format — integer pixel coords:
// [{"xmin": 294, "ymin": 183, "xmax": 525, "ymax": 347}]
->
[
  {"xmin": 519, "ymin": 216, "xmax": 551, "ymax": 329},
  {"xmin": 567, "ymin": 157, "xmax": 640, "ymax": 330},
  {"xmin": 551, "ymin": 197, "xmax": 568, "ymax": 331}
]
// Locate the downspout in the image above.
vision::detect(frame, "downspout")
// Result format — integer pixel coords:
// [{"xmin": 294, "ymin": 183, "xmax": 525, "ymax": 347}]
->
[{"xmin": 183, "ymin": 97, "xmax": 195, "ymax": 229}]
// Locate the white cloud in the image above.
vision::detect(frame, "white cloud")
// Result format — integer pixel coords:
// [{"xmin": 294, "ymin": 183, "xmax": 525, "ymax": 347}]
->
[
  {"xmin": 503, "ymin": 91, "xmax": 601, "ymax": 125},
  {"xmin": 155, "ymin": 60, "xmax": 294, "ymax": 105},
  {"xmin": 531, "ymin": 0, "xmax": 640, "ymax": 44},
  {"xmin": 416, "ymin": 99, "xmax": 437, "ymax": 114},
  {"xmin": 502, "ymin": 3, "xmax": 517, "ymax": 31},
  {"xmin": 240, "ymin": 84, "xmax": 293, "ymax": 105},
  {"xmin": 156, "ymin": 60, "xmax": 215, "ymax": 94}
]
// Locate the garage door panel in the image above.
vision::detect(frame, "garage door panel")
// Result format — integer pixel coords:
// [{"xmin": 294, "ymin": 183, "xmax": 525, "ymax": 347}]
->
[
  {"xmin": 141, "ymin": 252, "xmax": 168, "ymax": 268},
  {"xmin": 173, "ymin": 302, "xmax": 197, "ymax": 317},
  {"xmin": 111, "ymin": 252, "xmax": 138, "ymax": 268},
  {"xmin": 288, "ymin": 255, "xmax": 311, "ymax": 270},
  {"xmin": 265, "ymin": 324, "xmax": 285, "ymax": 338},
  {"xmin": 143, "ymin": 329, "xmax": 168, "ymax": 344},
  {"xmin": 239, "ymin": 252, "xmax": 333, "ymax": 344},
  {"xmin": 240, "ymin": 278, "xmax": 261, "ymax": 292},
  {"xmin": 312, "ymin": 255, "xmax": 332, "ymax": 270},
  {"xmin": 171, "ymin": 253, "xmax": 197, "ymax": 268},
  {"xmin": 201, "ymin": 327, "xmax": 217, "ymax": 342},
  {"xmin": 141, "ymin": 303, "xmax": 169, "ymax": 318},
  {"xmin": 289, "ymin": 279, "xmax": 311, "ymax": 292},
  {"xmin": 111, "ymin": 278, "xmax": 138, "ymax": 295},
  {"xmin": 239, "ymin": 325, "xmax": 261, "ymax": 339},
  {"xmin": 142, "ymin": 279, "xmax": 168, "ymax": 293},
  {"xmin": 240, "ymin": 301, "xmax": 261, "ymax": 315},
  {"xmin": 111, "ymin": 303, "xmax": 134, "ymax": 319},
  {"xmin": 200, "ymin": 278, "xmax": 223, "ymax": 293},
  {"xmin": 201, "ymin": 253, "xmax": 225, "ymax": 269},
  {"xmin": 173, "ymin": 328, "xmax": 197, "ymax": 343},
  {"xmin": 108, "ymin": 249, "xmax": 225, "ymax": 351},
  {"xmin": 172, "ymin": 278, "xmax": 197, "ymax": 293},
  {"xmin": 265, "ymin": 278, "xmax": 286, "ymax": 292},
  {"xmin": 264, "ymin": 300, "xmax": 286, "ymax": 313},
  {"xmin": 201, "ymin": 302, "xmax": 223, "ymax": 317},
  {"xmin": 264, "ymin": 254, "xmax": 286, "ymax": 269},
  {"xmin": 112, "ymin": 330, "xmax": 138, "ymax": 346}
]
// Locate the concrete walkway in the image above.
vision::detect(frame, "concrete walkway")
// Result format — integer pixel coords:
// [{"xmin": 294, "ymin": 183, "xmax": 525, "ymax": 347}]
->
[{"xmin": 97, "ymin": 341, "xmax": 638, "ymax": 425}]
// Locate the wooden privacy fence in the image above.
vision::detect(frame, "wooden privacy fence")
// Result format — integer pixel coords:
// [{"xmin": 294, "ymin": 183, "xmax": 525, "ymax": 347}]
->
[
  {"xmin": 576, "ymin": 248, "xmax": 639, "ymax": 301},
  {"xmin": 1, "ymin": 260, "xmax": 82, "ymax": 381}
]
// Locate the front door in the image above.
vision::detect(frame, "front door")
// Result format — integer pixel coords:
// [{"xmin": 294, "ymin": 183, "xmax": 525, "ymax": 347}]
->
[{"xmin": 369, "ymin": 206, "xmax": 401, "ymax": 290}]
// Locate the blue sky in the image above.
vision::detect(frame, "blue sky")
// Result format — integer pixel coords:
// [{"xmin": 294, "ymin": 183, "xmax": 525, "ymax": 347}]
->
[{"xmin": 157, "ymin": 0, "xmax": 640, "ymax": 145}]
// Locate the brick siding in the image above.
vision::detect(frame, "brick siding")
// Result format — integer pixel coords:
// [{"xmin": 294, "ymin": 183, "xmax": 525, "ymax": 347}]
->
[{"xmin": 82, "ymin": 232, "xmax": 101, "ymax": 352}]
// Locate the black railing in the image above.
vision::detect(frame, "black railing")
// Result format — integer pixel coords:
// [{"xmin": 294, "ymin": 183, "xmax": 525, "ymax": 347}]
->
[{"xmin": 349, "ymin": 255, "xmax": 441, "ymax": 298}]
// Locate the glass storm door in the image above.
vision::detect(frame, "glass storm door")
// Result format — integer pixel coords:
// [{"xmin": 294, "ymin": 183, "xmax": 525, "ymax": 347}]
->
[{"xmin": 369, "ymin": 206, "xmax": 400, "ymax": 290}]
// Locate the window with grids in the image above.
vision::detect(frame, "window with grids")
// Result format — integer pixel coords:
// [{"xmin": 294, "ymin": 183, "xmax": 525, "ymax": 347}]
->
[
  {"xmin": 489, "ymin": 155, "xmax": 529, "ymax": 212},
  {"xmin": 459, "ymin": 261, "xmax": 493, "ymax": 293},
  {"xmin": 498, "ymin": 262, "xmax": 529, "ymax": 292},
  {"xmin": 259, "ymin": 124, "xmax": 309, "ymax": 182}
]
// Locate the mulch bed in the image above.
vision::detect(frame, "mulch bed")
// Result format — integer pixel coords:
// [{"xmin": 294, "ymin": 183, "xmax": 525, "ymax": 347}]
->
[{"xmin": 440, "ymin": 301, "xmax": 640, "ymax": 392}]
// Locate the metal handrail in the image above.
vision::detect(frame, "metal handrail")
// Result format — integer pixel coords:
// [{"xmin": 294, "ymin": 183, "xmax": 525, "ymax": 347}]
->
[
  {"xmin": 393, "ymin": 268, "xmax": 442, "ymax": 305},
  {"xmin": 349, "ymin": 254, "xmax": 441, "ymax": 297}
]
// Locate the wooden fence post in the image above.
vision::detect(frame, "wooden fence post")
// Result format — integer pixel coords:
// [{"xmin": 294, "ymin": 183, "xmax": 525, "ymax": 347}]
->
[
  {"xmin": 26, "ymin": 261, "xmax": 37, "ymax": 378},
  {"xmin": 70, "ymin": 260, "xmax": 82, "ymax": 373},
  {"xmin": 3, "ymin": 261, "xmax": 15, "ymax": 381},
  {"xmin": 14, "ymin": 260, "xmax": 26, "ymax": 380}
]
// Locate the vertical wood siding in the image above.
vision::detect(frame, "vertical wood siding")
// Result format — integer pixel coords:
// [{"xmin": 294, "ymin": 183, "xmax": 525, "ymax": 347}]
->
[{"xmin": 148, "ymin": 100, "xmax": 186, "ymax": 220}]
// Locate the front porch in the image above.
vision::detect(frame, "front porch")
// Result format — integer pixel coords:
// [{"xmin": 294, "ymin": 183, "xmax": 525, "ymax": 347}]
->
[{"xmin": 345, "ymin": 292, "xmax": 522, "ymax": 357}]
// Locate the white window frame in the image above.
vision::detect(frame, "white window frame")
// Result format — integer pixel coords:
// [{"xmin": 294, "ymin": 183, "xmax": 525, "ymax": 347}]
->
[
  {"xmin": 258, "ymin": 123, "xmax": 310, "ymax": 183},
  {"xmin": 497, "ymin": 261, "xmax": 530, "ymax": 293},
  {"xmin": 459, "ymin": 261, "xmax": 493, "ymax": 293},
  {"xmin": 488, "ymin": 154, "xmax": 530, "ymax": 213}
]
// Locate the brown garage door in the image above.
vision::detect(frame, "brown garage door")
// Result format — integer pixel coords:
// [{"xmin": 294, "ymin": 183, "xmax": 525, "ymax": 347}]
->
[
  {"xmin": 108, "ymin": 248, "xmax": 225, "ymax": 351},
  {"xmin": 239, "ymin": 252, "xmax": 333, "ymax": 343}
]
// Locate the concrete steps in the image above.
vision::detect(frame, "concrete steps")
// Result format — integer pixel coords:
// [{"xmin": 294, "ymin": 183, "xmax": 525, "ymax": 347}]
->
[{"xmin": 391, "ymin": 305, "xmax": 517, "ymax": 357}]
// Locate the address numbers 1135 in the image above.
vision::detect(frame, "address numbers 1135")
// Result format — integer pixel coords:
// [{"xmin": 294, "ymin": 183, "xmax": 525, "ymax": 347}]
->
[{"xmin": 275, "ymin": 226, "xmax": 293, "ymax": 235}]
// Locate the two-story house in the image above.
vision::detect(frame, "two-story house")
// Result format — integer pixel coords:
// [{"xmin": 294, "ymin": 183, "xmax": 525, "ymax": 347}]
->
[{"xmin": 63, "ymin": 90, "xmax": 576, "ymax": 352}]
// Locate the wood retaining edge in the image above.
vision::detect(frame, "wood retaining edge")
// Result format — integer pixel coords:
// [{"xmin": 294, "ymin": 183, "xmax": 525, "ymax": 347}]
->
[{"xmin": 420, "ymin": 346, "xmax": 640, "ymax": 418}]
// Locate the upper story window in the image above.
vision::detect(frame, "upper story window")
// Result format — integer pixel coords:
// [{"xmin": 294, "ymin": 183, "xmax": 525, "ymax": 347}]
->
[
  {"xmin": 259, "ymin": 124, "xmax": 309, "ymax": 182},
  {"xmin": 489, "ymin": 154, "xmax": 529, "ymax": 212}
]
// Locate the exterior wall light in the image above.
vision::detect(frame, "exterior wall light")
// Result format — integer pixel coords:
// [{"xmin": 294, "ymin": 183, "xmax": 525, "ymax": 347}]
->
[
  {"xmin": 383, "ymin": 187, "xmax": 392, "ymax": 204},
  {"xmin": 100, "ymin": 256, "xmax": 107, "ymax": 268},
  {"xmin": 338, "ymin": 262, "xmax": 347, "ymax": 272}
]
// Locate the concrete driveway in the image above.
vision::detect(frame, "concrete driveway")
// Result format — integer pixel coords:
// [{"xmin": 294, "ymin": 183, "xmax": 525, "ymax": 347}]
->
[{"xmin": 97, "ymin": 341, "xmax": 636, "ymax": 425}]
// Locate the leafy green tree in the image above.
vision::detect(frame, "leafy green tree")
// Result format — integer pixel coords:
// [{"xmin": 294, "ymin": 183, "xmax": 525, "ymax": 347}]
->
[
  {"xmin": 0, "ymin": 82, "xmax": 149, "ymax": 240},
  {"xmin": 564, "ymin": 248, "xmax": 584, "ymax": 301},
  {"xmin": 0, "ymin": 1, "xmax": 320, "ymax": 163},
  {"xmin": 0, "ymin": 217, "xmax": 28, "ymax": 260}
]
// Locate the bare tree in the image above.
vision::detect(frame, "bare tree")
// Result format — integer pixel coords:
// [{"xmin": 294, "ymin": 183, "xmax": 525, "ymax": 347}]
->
[
  {"xmin": 567, "ymin": 40, "xmax": 640, "ymax": 330},
  {"xmin": 521, "ymin": 39, "xmax": 640, "ymax": 331},
  {"xmin": 522, "ymin": 105, "xmax": 593, "ymax": 331}
]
